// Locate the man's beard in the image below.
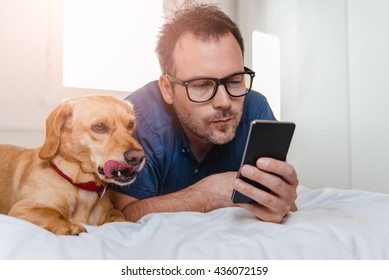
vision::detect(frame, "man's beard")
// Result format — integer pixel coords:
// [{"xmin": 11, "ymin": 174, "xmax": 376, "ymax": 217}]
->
[{"xmin": 172, "ymin": 103, "xmax": 243, "ymax": 145}]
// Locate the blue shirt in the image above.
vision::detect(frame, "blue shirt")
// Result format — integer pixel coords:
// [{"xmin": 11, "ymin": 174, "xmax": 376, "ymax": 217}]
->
[{"xmin": 113, "ymin": 80, "xmax": 275, "ymax": 199}]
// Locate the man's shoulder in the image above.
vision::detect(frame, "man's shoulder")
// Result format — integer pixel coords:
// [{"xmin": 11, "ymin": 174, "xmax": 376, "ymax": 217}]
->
[
  {"xmin": 245, "ymin": 90, "xmax": 268, "ymax": 105},
  {"xmin": 124, "ymin": 81, "xmax": 174, "ymax": 131},
  {"xmin": 125, "ymin": 80, "xmax": 162, "ymax": 108},
  {"xmin": 243, "ymin": 90, "xmax": 275, "ymax": 120}
]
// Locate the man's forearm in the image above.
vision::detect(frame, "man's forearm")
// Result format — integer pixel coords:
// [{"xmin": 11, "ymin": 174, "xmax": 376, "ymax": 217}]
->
[
  {"xmin": 122, "ymin": 173, "xmax": 236, "ymax": 222},
  {"xmin": 122, "ymin": 186, "xmax": 205, "ymax": 222}
]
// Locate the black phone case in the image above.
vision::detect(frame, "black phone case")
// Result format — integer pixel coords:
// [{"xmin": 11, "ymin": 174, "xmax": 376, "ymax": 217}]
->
[{"xmin": 231, "ymin": 120, "xmax": 296, "ymax": 204}]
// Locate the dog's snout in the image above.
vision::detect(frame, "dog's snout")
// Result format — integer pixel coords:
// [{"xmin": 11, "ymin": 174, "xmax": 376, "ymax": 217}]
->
[{"xmin": 124, "ymin": 149, "xmax": 145, "ymax": 166}]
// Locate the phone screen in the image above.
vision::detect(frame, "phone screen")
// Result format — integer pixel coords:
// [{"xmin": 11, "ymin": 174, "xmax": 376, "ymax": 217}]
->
[{"xmin": 231, "ymin": 120, "xmax": 295, "ymax": 204}]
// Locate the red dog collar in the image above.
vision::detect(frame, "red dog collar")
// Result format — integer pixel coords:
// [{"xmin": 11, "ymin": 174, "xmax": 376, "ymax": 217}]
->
[{"xmin": 49, "ymin": 161, "xmax": 107, "ymax": 197}]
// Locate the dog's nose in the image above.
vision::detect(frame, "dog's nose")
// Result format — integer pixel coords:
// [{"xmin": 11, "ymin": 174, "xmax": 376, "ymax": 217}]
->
[{"xmin": 124, "ymin": 149, "xmax": 145, "ymax": 166}]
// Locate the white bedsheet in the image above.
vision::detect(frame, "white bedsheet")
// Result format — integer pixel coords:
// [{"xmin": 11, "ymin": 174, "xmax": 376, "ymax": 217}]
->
[{"xmin": 1, "ymin": 186, "xmax": 388, "ymax": 259}]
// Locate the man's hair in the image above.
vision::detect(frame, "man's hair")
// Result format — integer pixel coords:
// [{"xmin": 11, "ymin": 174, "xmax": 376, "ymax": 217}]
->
[{"xmin": 155, "ymin": 2, "xmax": 244, "ymax": 75}]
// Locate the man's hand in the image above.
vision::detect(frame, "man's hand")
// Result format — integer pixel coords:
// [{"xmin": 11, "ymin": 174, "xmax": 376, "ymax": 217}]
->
[{"xmin": 233, "ymin": 157, "xmax": 298, "ymax": 223}]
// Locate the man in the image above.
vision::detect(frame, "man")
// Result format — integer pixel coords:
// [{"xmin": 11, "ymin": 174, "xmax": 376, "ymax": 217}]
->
[{"xmin": 110, "ymin": 3, "xmax": 298, "ymax": 223}]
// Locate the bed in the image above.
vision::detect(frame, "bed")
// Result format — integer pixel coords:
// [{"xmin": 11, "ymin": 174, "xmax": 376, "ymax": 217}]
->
[{"xmin": 0, "ymin": 186, "xmax": 388, "ymax": 260}]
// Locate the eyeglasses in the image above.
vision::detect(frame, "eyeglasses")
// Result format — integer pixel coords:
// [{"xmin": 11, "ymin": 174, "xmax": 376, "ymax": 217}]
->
[{"xmin": 166, "ymin": 67, "xmax": 255, "ymax": 103}]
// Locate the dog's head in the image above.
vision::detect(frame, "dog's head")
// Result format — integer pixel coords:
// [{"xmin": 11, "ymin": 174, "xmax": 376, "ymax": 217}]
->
[{"xmin": 38, "ymin": 96, "xmax": 145, "ymax": 186}]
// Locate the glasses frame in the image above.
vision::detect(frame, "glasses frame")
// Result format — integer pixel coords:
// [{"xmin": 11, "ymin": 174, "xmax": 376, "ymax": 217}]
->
[{"xmin": 166, "ymin": 67, "xmax": 255, "ymax": 103}]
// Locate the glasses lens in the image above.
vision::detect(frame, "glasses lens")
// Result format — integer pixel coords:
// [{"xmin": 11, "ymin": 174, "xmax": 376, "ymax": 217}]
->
[
  {"xmin": 226, "ymin": 73, "xmax": 253, "ymax": 97},
  {"xmin": 187, "ymin": 79, "xmax": 217, "ymax": 102},
  {"xmin": 184, "ymin": 71, "xmax": 254, "ymax": 102}
]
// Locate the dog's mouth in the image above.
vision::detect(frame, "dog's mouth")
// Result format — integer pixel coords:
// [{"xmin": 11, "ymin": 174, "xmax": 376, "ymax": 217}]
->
[{"xmin": 98, "ymin": 160, "xmax": 139, "ymax": 185}]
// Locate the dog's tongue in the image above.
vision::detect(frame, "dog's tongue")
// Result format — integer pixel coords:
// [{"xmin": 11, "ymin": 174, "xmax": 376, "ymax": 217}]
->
[{"xmin": 103, "ymin": 160, "xmax": 133, "ymax": 177}]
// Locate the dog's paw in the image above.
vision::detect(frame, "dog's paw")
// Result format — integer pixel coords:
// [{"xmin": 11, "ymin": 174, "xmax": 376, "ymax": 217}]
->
[
  {"xmin": 110, "ymin": 216, "xmax": 127, "ymax": 222},
  {"xmin": 105, "ymin": 209, "xmax": 126, "ymax": 223},
  {"xmin": 47, "ymin": 222, "xmax": 87, "ymax": 235}
]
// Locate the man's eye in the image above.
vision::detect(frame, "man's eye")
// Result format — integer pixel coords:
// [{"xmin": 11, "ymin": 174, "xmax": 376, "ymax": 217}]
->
[
  {"xmin": 229, "ymin": 75, "xmax": 243, "ymax": 84},
  {"xmin": 192, "ymin": 80, "xmax": 213, "ymax": 89},
  {"xmin": 92, "ymin": 123, "xmax": 108, "ymax": 133}
]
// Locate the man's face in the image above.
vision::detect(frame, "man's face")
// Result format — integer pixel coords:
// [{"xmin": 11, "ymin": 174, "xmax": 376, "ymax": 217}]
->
[{"xmin": 166, "ymin": 32, "xmax": 245, "ymax": 145}]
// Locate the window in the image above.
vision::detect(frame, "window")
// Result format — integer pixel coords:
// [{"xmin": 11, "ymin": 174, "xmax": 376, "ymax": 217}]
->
[
  {"xmin": 252, "ymin": 31, "xmax": 281, "ymax": 120},
  {"xmin": 48, "ymin": 0, "xmax": 163, "ymax": 103}
]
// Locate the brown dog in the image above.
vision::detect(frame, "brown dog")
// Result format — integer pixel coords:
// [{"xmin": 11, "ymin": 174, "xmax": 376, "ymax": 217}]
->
[{"xmin": 0, "ymin": 96, "xmax": 145, "ymax": 235}]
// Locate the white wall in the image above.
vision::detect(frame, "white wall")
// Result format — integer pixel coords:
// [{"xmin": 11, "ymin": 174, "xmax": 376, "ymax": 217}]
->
[
  {"xmin": 238, "ymin": 0, "xmax": 350, "ymax": 190},
  {"xmin": 347, "ymin": 0, "xmax": 389, "ymax": 193},
  {"xmin": 0, "ymin": 0, "xmax": 51, "ymax": 147},
  {"xmin": 238, "ymin": 0, "xmax": 389, "ymax": 193},
  {"xmin": 1, "ymin": 0, "xmax": 388, "ymax": 193}
]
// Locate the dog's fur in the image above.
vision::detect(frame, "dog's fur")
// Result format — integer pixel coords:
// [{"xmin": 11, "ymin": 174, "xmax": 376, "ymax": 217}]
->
[{"xmin": 0, "ymin": 96, "xmax": 145, "ymax": 235}]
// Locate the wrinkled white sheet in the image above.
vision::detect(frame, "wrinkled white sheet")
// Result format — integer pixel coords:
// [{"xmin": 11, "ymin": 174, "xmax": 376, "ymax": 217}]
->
[{"xmin": 1, "ymin": 186, "xmax": 388, "ymax": 259}]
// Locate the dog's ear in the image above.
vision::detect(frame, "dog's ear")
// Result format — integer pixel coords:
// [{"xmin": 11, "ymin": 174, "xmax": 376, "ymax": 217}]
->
[{"xmin": 38, "ymin": 102, "xmax": 73, "ymax": 160}]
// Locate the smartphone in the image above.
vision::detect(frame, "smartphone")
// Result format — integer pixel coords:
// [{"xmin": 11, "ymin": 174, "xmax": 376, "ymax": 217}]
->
[{"xmin": 231, "ymin": 120, "xmax": 296, "ymax": 204}]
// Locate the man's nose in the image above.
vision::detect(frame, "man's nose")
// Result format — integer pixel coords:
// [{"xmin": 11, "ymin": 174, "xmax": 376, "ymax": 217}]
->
[{"xmin": 212, "ymin": 84, "xmax": 232, "ymax": 109}]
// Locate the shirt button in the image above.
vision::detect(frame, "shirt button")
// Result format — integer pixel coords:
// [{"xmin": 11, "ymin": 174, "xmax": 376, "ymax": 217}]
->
[{"xmin": 193, "ymin": 169, "xmax": 198, "ymax": 174}]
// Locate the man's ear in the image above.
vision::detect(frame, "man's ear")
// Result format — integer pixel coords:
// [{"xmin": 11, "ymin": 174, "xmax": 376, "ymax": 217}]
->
[{"xmin": 158, "ymin": 75, "xmax": 173, "ymax": 104}]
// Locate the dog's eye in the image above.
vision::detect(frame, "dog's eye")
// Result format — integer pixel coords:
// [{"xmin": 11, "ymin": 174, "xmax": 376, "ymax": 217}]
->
[
  {"xmin": 128, "ymin": 121, "xmax": 135, "ymax": 131},
  {"xmin": 92, "ymin": 123, "xmax": 108, "ymax": 133}
]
